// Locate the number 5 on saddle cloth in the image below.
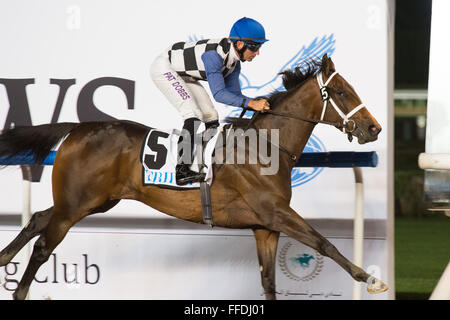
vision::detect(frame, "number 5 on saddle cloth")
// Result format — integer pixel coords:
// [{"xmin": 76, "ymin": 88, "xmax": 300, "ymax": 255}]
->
[
  {"xmin": 140, "ymin": 125, "xmax": 224, "ymax": 188},
  {"xmin": 140, "ymin": 125, "xmax": 224, "ymax": 226}
]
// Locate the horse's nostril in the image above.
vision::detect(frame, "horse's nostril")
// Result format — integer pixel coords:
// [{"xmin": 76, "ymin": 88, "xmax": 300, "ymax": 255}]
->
[{"xmin": 369, "ymin": 125, "xmax": 380, "ymax": 135}]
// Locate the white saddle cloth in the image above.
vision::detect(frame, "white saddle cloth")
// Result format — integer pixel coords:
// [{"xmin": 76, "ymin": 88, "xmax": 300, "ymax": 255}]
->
[{"xmin": 141, "ymin": 124, "xmax": 224, "ymax": 189}]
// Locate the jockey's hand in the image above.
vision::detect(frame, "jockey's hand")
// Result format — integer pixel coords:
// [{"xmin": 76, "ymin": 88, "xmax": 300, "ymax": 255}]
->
[{"xmin": 248, "ymin": 98, "xmax": 270, "ymax": 113}]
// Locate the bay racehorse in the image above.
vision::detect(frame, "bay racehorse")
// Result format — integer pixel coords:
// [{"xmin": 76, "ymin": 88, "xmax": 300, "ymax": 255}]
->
[{"xmin": 0, "ymin": 55, "xmax": 387, "ymax": 300}]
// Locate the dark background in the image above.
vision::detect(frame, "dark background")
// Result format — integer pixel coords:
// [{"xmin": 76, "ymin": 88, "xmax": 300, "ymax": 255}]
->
[
  {"xmin": 395, "ymin": 0, "xmax": 432, "ymax": 89},
  {"xmin": 394, "ymin": 0, "xmax": 432, "ymax": 218},
  {"xmin": 393, "ymin": 0, "xmax": 449, "ymax": 301}
]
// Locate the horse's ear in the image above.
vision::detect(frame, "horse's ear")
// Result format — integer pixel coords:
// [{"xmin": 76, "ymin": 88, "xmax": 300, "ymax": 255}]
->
[{"xmin": 321, "ymin": 54, "xmax": 335, "ymax": 75}]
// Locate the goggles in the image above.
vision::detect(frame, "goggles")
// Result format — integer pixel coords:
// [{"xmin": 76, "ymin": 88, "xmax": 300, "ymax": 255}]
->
[{"xmin": 245, "ymin": 41, "xmax": 262, "ymax": 52}]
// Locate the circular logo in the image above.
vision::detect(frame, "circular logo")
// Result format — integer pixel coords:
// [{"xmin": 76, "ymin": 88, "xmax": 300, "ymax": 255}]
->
[
  {"xmin": 278, "ymin": 240, "xmax": 323, "ymax": 282},
  {"xmin": 291, "ymin": 134, "xmax": 326, "ymax": 188}
]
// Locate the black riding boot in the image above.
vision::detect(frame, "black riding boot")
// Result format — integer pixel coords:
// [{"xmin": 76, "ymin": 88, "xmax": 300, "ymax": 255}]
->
[
  {"xmin": 205, "ymin": 120, "xmax": 219, "ymax": 130},
  {"xmin": 176, "ymin": 118, "xmax": 206, "ymax": 186},
  {"xmin": 203, "ymin": 120, "xmax": 220, "ymax": 144}
]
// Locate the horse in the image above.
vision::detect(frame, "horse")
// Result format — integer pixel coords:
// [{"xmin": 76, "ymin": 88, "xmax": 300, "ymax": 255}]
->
[{"xmin": 0, "ymin": 54, "xmax": 387, "ymax": 300}]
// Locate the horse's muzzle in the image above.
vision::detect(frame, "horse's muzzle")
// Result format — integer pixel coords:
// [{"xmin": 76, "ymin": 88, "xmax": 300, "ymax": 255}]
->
[
  {"xmin": 369, "ymin": 125, "xmax": 382, "ymax": 136},
  {"xmin": 356, "ymin": 124, "xmax": 382, "ymax": 144}
]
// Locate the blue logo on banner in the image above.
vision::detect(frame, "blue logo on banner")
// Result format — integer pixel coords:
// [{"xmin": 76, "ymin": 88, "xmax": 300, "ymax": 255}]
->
[
  {"xmin": 241, "ymin": 34, "xmax": 336, "ymax": 93},
  {"xmin": 226, "ymin": 34, "xmax": 336, "ymax": 120},
  {"xmin": 237, "ymin": 35, "xmax": 334, "ymax": 187}
]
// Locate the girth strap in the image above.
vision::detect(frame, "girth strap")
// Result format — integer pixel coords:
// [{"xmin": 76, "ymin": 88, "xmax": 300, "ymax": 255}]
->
[{"xmin": 200, "ymin": 181, "xmax": 213, "ymax": 227}]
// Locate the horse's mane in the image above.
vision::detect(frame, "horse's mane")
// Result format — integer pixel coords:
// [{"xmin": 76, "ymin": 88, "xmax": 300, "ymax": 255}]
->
[
  {"xmin": 267, "ymin": 59, "xmax": 322, "ymax": 107},
  {"xmin": 226, "ymin": 58, "xmax": 323, "ymax": 128}
]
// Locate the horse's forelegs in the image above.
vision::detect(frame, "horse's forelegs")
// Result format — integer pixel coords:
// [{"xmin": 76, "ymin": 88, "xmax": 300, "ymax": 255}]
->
[
  {"xmin": 253, "ymin": 229, "xmax": 280, "ymax": 300},
  {"xmin": 12, "ymin": 212, "xmax": 74, "ymax": 300},
  {"xmin": 0, "ymin": 207, "xmax": 54, "ymax": 267},
  {"xmin": 267, "ymin": 205, "xmax": 388, "ymax": 294}
]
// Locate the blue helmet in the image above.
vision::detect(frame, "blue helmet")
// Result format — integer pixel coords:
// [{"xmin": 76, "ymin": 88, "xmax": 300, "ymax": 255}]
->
[{"xmin": 229, "ymin": 17, "xmax": 268, "ymax": 43}]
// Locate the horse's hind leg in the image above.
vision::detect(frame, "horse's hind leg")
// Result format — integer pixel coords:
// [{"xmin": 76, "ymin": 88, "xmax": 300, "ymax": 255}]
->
[
  {"xmin": 12, "ymin": 200, "xmax": 120, "ymax": 300},
  {"xmin": 0, "ymin": 207, "xmax": 54, "ymax": 267},
  {"xmin": 12, "ymin": 208, "xmax": 78, "ymax": 300},
  {"xmin": 253, "ymin": 229, "xmax": 280, "ymax": 300}
]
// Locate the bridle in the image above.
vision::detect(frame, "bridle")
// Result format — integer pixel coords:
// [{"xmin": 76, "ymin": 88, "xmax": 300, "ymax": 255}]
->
[
  {"xmin": 240, "ymin": 70, "xmax": 368, "ymax": 162},
  {"xmin": 316, "ymin": 71, "xmax": 366, "ymax": 134}
]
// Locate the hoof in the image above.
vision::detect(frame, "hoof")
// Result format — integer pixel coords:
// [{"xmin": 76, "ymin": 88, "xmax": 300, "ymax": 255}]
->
[
  {"xmin": 366, "ymin": 276, "xmax": 388, "ymax": 294},
  {"xmin": 13, "ymin": 290, "xmax": 28, "ymax": 300}
]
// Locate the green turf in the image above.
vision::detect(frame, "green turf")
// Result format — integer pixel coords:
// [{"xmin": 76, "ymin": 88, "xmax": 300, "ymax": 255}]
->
[{"xmin": 395, "ymin": 215, "xmax": 450, "ymax": 299}]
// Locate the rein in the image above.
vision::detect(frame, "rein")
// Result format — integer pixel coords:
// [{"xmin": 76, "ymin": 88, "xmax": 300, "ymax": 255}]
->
[
  {"xmin": 264, "ymin": 109, "xmax": 343, "ymax": 129},
  {"xmin": 249, "ymin": 71, "xmax": 367, "ymax": 162},
  {"xmin": 264, "ymin": 71, "xmax": 367, "ymax": 133},
  {"xmin": 218, "ymin": 70, "xmax": 369, "ymax": 166},
  {"xmin": 252, "ymin": 110, "xmax": 342, "ymax": 162}
]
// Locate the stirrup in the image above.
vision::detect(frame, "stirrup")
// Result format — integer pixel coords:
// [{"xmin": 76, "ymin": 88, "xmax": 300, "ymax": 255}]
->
[
  {"xmin": 176, "ymin": 174, "xmax": 206, "ymax": 186},
  {"xmin": 175, "ymin": 165, "xmax": 206, "ymax": 185}
]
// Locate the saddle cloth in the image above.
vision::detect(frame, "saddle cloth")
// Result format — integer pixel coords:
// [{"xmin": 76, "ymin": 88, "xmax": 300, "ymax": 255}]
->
[{"xmin": 140, "ymin": 124, "xmax": 224, "ymax": 189}]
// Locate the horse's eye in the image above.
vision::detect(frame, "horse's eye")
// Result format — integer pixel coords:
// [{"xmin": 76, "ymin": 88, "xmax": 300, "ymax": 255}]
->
[{"xmin": 337, "ymin": 90, "xmax": 345, "ymax": 96}]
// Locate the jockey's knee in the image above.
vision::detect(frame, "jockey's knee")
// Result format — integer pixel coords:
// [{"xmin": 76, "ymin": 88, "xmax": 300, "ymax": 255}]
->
[{"xmin": 180, "ymin": 110, "xmax": 199, "ymax": 122}]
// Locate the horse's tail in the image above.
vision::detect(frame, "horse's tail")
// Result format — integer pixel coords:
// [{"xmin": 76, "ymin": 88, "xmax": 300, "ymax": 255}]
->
[{"xmin": 0, "ymin": 122, "xmax": 80, "ymax": 165}]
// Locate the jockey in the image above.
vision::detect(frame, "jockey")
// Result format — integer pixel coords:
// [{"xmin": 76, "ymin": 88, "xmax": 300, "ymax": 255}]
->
[{"xmin": 150, "ymin": 17, "xmax": 271, "ymax": 185}]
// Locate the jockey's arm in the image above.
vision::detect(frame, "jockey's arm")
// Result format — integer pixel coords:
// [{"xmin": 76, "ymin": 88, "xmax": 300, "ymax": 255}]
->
[
  {"xmin": 224, "ymin": 67, "xmax": 270, "ymax": 112},
  {"xmin": 202, "ymin": 51, "xmax": 268, "ymax": 112}
]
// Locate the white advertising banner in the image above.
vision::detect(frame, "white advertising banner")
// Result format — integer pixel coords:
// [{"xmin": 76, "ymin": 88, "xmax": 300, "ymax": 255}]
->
[
  {"xmin": 0, "ymin": 0, "xmax": 394, "ymax": 299},
  {"xmin": 0, "ymin": 223, "xmax": 388, "ymax": 300}
]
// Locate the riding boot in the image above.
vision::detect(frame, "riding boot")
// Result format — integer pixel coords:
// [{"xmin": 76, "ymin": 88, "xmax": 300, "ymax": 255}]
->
[
  {"xmin": 205, "ymin": 120, "xmax": 219, "ymax": 130},
  {"xmin": 176, "ymin": 118, "xmax": 206, "ymax": 186},
  {"xmin": 203, "ymin": 120, "xmax": 220, "ymax": 144}
]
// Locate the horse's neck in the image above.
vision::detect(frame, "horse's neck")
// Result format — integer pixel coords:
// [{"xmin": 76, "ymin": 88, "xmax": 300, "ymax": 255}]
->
[{"xmin": 255, "ymin": 85, "xmax": 318, "ymax": 167}]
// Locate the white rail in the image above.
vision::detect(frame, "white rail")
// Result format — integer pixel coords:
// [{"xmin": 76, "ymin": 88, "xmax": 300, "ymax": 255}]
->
[
  {"xmin": 352, "ymin": 167, "xmax": 364, "ymax": 300},
  {"xmin": 418, "ymin": 152, "xmax": 450, "ymax": 300}
]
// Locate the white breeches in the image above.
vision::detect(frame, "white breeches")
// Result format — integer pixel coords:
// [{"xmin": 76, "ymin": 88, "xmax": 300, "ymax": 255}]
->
[{"xmin": 150, "ymin": 52, "xmax": 219, "ymax": 122}]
